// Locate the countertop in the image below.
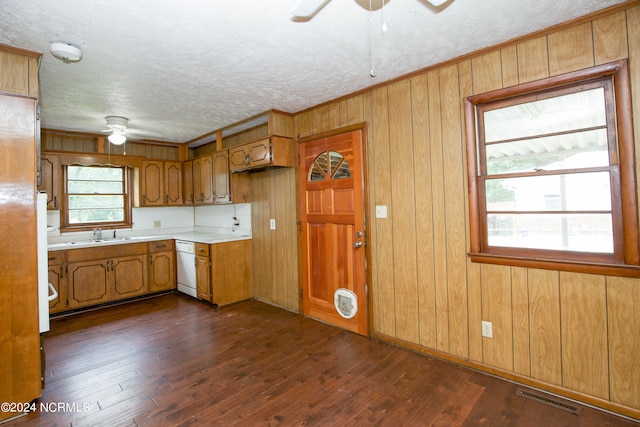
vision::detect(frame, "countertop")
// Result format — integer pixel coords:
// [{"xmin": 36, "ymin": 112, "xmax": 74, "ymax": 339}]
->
[{"xmin": 48, "ymin": 229, "xmax": 252, "ymax": 251}]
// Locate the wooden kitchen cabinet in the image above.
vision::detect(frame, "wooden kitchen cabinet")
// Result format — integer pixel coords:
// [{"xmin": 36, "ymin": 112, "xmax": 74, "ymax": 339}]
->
[
  {"xmin": 38, "ymin": 153, "xmax": 61, "ymax": 210},
  {"xmin": 47, "ymin": 251, "xmax": 67, "ymax": 314},
  {"xmin": 229, "ymin": 136, "xmax": 293, "ymax": 172},
  {"xmin": 140, "ymin": 160, "xmax": 183, "ymax": 206},
  {"xmin": 66, "ymin": 242, "xmax": 148, "ymax": 310},
  {"xmin": 195, "ymin": 243, "xmax": 211, "ymax": 301},
  {"xmin": 210, "ymin": 239, "xmax": 253, "ymax": 306},
  {"xmin": 192, "ymin": 151, "xmax": 231, "ymax": 205},
  {"xmin": 148, "ymin": 240, "xmax": 176, "ymax": 292}
]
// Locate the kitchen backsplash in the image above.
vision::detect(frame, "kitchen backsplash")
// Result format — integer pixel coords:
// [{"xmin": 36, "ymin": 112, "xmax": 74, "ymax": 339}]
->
[{"xmin": 47, "ymin": 203, "xmax": 251, "ymax": 244}]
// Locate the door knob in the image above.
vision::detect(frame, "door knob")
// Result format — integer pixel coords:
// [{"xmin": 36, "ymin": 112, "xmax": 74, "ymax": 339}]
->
[{"xmin": 354, "ymin": 241, "xmax": 363, "ymax": 248}]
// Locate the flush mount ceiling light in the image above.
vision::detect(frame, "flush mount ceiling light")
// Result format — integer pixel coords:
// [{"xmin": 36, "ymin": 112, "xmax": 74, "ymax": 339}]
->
[
  {"xmin": 49, "ymin": 42, "xmax": 83, "ymax": 63},
  {"xmin": 105, "ymin": 116, "xmax": 128, "ymax": 145}
]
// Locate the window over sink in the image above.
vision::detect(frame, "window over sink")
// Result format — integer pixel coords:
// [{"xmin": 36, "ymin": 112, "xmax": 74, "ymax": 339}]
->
[{"xmin": 63, "ymin": 164, "xmax": 132, "ymax": 230}]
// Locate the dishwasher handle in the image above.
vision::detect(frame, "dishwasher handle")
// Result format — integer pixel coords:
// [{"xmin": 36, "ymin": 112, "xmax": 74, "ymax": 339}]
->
[{"xmin": 47, "ymin": 282, "xmax": 59, "ymax": 302}]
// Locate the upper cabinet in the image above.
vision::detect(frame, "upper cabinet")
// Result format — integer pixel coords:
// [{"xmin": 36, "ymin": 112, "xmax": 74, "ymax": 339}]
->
[
  {"xmin": 0, "ymin": 45, "xmax": 39, "ymax": 97},
  {"xmin": 38, "ymin": 153, "xmax": 61, "ymax": 210},
  {"xmin": 229, "ymin": 136, "xmax": 293, "ymax": 173},
  {"xmin": 140, "ymin": 160, "xmax": 183, "ymax": 206},
  {"xmin": 192, "ymin": 150, "xmax": 230, "ymax": 205}
]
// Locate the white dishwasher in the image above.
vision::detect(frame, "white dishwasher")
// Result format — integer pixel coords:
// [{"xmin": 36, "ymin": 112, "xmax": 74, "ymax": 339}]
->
[{"xmin": 176, "ymin": 240, "xmax": 197, "ymax": 298}]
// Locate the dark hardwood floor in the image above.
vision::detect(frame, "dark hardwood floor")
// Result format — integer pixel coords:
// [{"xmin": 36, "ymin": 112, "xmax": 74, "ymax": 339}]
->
[{"xmin": 5, "ymin": 293, "xmax": 638, "ymax": 426}]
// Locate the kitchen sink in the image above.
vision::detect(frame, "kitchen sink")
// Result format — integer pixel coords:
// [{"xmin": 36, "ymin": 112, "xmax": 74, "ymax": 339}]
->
[{"xmin": 65, "ymin": 236, "xmax": 134, "ymax": 245}]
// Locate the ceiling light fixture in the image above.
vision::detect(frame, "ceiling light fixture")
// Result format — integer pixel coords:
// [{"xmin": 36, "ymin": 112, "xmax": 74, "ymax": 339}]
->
[
  {"xmin": 49, "ymin": 42, "xmax": 83, "ymax": 63},
  {"xmin": 105, "ymin": 116, "xmax": 129, "ymax": 145}
]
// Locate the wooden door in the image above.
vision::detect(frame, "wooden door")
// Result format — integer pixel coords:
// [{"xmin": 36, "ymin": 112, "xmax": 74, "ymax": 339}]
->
[
  {"xmin": 140, "ymin": 160, "xmax": 164, "ymax": 206},
  {"xmin": 149, "ymin": 251, "xmax": 176, "ymax": 292},
  {"xmin": 183, "ymin": 160, "xmax": 194, "ymax": 205},
  {"xmin": 196, "ymin": 255, "xmax": 211, "ymax": 301},
  {"xmin": 112, "ymin": 254, "xmax": 148, "ymax": 300},
  {"xmin": 67, "ymin": 260, "xmax": 110, "ymax": 309},
  {"xmin": 212, "ymin": 150, "xmax": 230, "ymax": 203},
  {"xmin": 164, "ymin": 161, "xmax": 182, "ymax": 205},
  {"xmin": 299, "ymin": 129, "xmax": 367, "ymax": 335}
]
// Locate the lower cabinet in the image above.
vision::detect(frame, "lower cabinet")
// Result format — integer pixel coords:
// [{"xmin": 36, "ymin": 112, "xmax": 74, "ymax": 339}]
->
[
  {"xmin": 196, "ymin": 243, "xmax": 211, "ymax": 301},
  {"xmin": 149, "ymin": 240, "xmax": 176, "ymax": 292},
  {"xmin": 48, "ymin": 251, "xmax": 67, "ymax": 314}
]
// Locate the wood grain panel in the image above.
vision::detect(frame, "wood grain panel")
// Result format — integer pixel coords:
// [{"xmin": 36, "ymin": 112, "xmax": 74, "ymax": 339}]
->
[
  {"xmin": 547, "ymin": 22, "xmax": 594, "ymax": 76},
  {"xmin": 411, "ymin": 73, "xmax": 436, "ymax": 349},
  {"xmin": 607, "ymin": 276, "xmax": 640, "ymax": 409},
  {"xmin": 528, "ymin": 269, "xmax": 562, "ymax": 385},
  {"xmin": 0, "ymin": 50, "xmax": 30, "ymax": 95},
  {"xmin": 427, "ymin": 69, "xmax": 449, "ymax": 352},
  {"xmin": 481, "ymin": 263, "xmax": 513, "ymax": 371},
  {"xmin": 628, "ymin": 6, "xmax": 640, "ymax": 205},
  {"xmin": 560, "ymin": 272, "xmax": 609, "ymax": 400},
  {"xmin": 440, "ymin": 63, "xmax": 469, "ymax": 358},
  {"xmin": 346, "ymin": 95, "xmax": 364, "ymax": 126},
  {"xmin": 592, "ymin": 11, "xmax": 628, "ymax": 65},
  {"xmin": 500, "ymin": 45, "xmax": 519, "ymax": 88},
  {"xmin": 511, "ymin": 267, "xmax": 530, "ymax": 376},
  {"xmin": 471, "ymin": 50, "xmax": 503, "ymax": 94},
  {"xmin": 371, "ymin": 86, "xmax": 395, "ymax": 337},
  {"xmin": 516, "ymin": 37, "xmax": 549, "ymax": 83},
  {"xmin": 296, "ymin": 110, "xmax": 314, "ymax": 139},
  {"xmin": 388, "ymin": 79, "xmax": 419, "ymax": 343},
  {"xmin": 338, "ymin": 99, "xmax": 348, "ymax": 128}
]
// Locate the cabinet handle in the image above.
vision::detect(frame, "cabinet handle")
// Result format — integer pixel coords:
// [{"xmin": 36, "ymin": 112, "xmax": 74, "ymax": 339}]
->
[
  {"xmin": 165, "ymin": 195, "xmax": 168, "ymax": 204},
  {"xmin": 60, "ymin": 266, "xmax": 64, "ymax": 278},
  {"xmin": 244, "ymin": 154, "xmax": 250, "ymax": 166},
  {"xmin": 156, "ymin": 244, "xmax": 167, "ymax": 249},
  {"xmin": 53, "ymin": 196, "xmax": 57, "ymax": 208},
  {"xmin": 149, "ymin": 255, "xmax": 153, "ymax": 265}
]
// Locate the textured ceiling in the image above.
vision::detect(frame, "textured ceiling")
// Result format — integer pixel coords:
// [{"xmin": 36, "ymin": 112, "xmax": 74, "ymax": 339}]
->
[{"xmin": 0, "ymin": 0, "xmax": 628, "ymax": 144}]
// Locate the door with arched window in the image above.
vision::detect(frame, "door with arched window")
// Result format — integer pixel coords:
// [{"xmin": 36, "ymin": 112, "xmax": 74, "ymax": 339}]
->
[{"xmin": 298, "ymin": 128, "xmax": 367, "ymax": 335}]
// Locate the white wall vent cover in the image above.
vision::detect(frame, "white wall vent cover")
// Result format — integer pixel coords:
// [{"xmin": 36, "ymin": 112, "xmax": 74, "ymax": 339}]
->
[{"xmin": 334, "ymin": 288, "xmax": 358, "ymax": 319}]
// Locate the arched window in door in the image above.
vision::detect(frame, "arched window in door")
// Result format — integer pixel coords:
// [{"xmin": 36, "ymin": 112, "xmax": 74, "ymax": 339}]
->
[{"xmin": 309, "ymin": 151, "xmax": 351, "ymax": 181}]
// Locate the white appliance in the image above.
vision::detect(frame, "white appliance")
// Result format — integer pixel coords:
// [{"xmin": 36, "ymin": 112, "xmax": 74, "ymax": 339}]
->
[
  {"xmin": 176, "ymin": 240, "xmax": 197, "ymax": 298},
  {"xmin": 37, "ymin": 192, "xmax": 56, "ymax": 333}
]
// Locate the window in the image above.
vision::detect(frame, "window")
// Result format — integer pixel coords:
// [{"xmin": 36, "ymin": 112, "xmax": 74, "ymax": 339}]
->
[
  {"xmin": 64, "ymin": 165, "xmax": 132, "ymax": 229},
  {"xmin": 464, "ymin": 60, "xmax": 639, "ymax": 276}
]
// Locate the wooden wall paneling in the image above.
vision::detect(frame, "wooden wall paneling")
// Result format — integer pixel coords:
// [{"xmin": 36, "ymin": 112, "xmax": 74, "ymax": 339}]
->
[
  {"xmin": 547, "ymin": 22, "xmax": 595, "ymax": 76},
  {"xmin": 606, "ymin": 276, "xmax": 640, "ymax": 409},
  {"xmin": 471, "ymin": 50, "xmax": 503, "ymax": 94},
  {"xmin": 310, "ymin": 106, "xmax": 323, "ymax": 136},
  {"xmin": 528, "ymin": 268, "xmax": 562, "ymax": 386},
  {"xmin": 388, "ymin": 79, "xmax": 419, "ymax": 343},
  {"xmin": 459, "ymin": 59, "xmax": 483, "ymax": 362},
  {"xmin": 592, "ymin": 11, "xmax": 628, "ymax": 64},
  {"xmin": 480, "ymin": 263, "xmax": 513, "ymax": 371},
  {"xmin": 560, "ymin": 272, "xmax": 609, "ymax": 400},
  {"xmin": 251, "ymin": 171, "xmax": 270, "ymax": 303},
  {"xmin": 511, "ymin": 267, "xmax": 530, "ymax": 376},
  {"xmin": 273, "ymin": 167, "xmax": 298, "ymax": 309},
  {"xmin": 323, "ymin": 102, "xmax": 341, "ymax": 134},
  {"xmin": 346, "ymin": 94, "xmax": 364, "ymax": 126},
  {"xmin": 628, "ymin": 6, "xmax": 640, "ymax": 209},
  {"xmin": 361, "ymin": 91, "xmax": 376, "ymax": 333},
  {"xmin": 427, "ymin": 69, "xmax": 449, "ymax": 352},
  {"xmin": 295, "ymin": 110, "xmax": 314, "ymax": 139},
  {"xmin": 270, "ymin": 111, "xmax": 294, "ymax": 137},
  {"xmin": 371, "ymin": 86, "xmax": 395, "ymax": 337},
  {"xmin": 440, "ymin": 63, "xmax": 469, "ymax": 358},
  {"xmin": 0, "ymin": 50, "xmax": 30, "ymax": 95},
  {"xmin": 410, "ymin": 73, "xmax": 437, "ymax": 349},
  {"xmin": 338, "ymin": 99, "xmax": 348, "ymax": 128},
  {"xmin": 500, "ymin": 45, "xmax": 519, "ymax": 88},
  {"xmin": 516, "ymin": 37, "xmax": 550, "ymax": 84}
]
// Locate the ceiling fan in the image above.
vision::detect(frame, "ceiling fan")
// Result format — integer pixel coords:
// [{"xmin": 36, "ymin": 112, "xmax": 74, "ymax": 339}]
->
[
  {"xmin": 290, "ymin": 0, "xmax": 450, "ymax": 21},
  {"xmin": 103, "ymin": 116, "xmax": 130, "ymax": 145}
]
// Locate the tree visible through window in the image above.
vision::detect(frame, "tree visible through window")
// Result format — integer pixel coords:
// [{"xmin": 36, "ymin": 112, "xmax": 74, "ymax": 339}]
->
[
  {"xmin": 464, "ymin": 60, "xmax": 639, "ymax": 276},
  {"xmin": 65, "ymin": 165, "xmax": 131, "ymax": 228}
]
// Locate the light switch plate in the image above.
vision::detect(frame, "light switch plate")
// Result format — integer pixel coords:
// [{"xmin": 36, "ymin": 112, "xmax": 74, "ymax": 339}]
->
[
  {"xmin": 375, "ymin": 205, "xmax": 388, "ymax": 219},
  {"xmin": 481, "ymin": 320, "xmax": 493, "ymax": 338},
  {"xmin": 269, "ymin": 218, "xmax": 276, "ymax": 230}
]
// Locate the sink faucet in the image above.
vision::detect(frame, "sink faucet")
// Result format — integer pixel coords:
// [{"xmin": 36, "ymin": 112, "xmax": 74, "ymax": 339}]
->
[{"xmin": 93, "ymin": 228, "xmax": 102, "ymax": 240}]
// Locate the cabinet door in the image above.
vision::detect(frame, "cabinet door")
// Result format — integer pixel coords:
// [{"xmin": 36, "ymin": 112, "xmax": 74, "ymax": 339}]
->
[
  {"xmin": 212, "ymin": 150, "xmax": 230, "ymax": 203},
  {"xmin": 229, "ymin": 146, "xmax": 250, "ymax": 172},
  {"xmin": 112, "ymin": 254, "xmax": 148, "ymax": 300},
  {"xmin": 140, "ymin": 160, "xmax": 164, "ymax": 206},
  {"xmin": 183, "ymin": 160, "xmax": 194, "ymax": 205},
  {"xmin": 67, "ymin": 260, "xmax": 110, "ymax": 309},
  {"xmin": 193, "ymin": 154, "xmax": 214, "ymax": 205},
  {"xmin": 247, "ymin": 138, "xmax": 272, "ymax": 168},
  {"xmin": 39, "ymin": 154, "xmax": 61, "ymax": 210},
  {"xmin": 164, "ymin": 161, "xmax": 183, "ymax": 206},
  {"xmin": 48, "ymin": 264, "xmax": 67, "ymax": 314},
  {"xmin": 149, "ymin": 250, "xmax": 176, "ymax": 292},
  {"xmin": 196, "ymin": 255, "xmax": 211, "ymax": 301}
]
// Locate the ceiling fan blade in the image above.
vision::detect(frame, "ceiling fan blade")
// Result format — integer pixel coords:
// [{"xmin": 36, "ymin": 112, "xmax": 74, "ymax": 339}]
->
[
  {"xmin": 290, "ymin": 0, "xmax": 331, "ymax": 21},
  {"xmin": 423, "ymin": 0, "xmax": 448, "ymax": 6}
]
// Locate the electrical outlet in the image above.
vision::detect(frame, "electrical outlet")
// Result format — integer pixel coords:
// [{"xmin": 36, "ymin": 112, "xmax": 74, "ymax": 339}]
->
[
  {"xmin": 482, "ymin": 321, "xmax": 493, "ymax": 338},
  {"xmin": 269, "ymin": 218, "xmax": 276, "ymax": 230},
  {"xmin": 375, "ymin": 205, "xmax": 388, "ymax": 219},
  {"xmin": 153, "ymin": 220, "xmax": 161, "ymax": 228}
]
